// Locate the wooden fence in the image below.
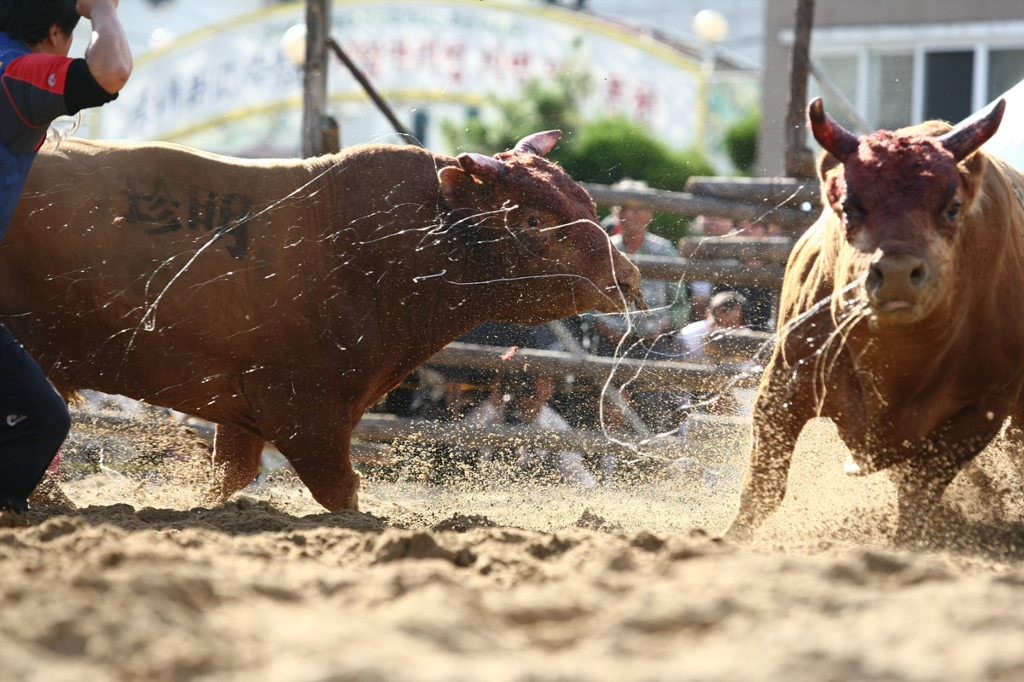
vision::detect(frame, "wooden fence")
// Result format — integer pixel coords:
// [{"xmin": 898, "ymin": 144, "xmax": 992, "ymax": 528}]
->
[{"xmin": 582, "ymin": 175, "xmax": 822, "ymax": 236}]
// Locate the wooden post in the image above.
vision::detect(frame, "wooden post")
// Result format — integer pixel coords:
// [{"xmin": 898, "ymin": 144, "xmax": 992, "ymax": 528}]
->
[
  {"xmin": 302, "ymin": 0, "xmax": 331, "ymax": 158},
  {"xmin": 784, "ymin": 0, "xmax": 815, "ymax": 178}
]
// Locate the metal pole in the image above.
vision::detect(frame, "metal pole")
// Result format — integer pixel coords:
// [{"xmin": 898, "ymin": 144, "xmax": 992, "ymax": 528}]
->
[
  {"xmin": 326, "ymin": 37, "xmax": 422, "ymax": 147},
  {"xmin": 784, "ymin": 0, "xmax": 815, "ymax": 178},
  {"xmin": 302, "ymin": 0, "xmax": 331, "ymax": 158},
  {"xmin": 808, "ymin": 59, "xmax": 870, "ymax": 135}
]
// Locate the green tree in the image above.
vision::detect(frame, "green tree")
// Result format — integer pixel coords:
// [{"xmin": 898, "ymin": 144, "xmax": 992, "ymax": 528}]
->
[
  {"xmin": 442, "ymin": 48, "xmax": 591, "ymax": 157},
  {"xmin": 443, "ymin": 77, "xmax": 715, "ymax": 242},
  {"xmin": 724, "ymin": 109, "xmax": 760, "ymax": 175}
]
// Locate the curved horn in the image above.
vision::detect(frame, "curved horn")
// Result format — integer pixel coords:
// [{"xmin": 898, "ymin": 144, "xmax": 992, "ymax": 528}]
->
[
  {"xmin": 513, "ymin": 130, "xmax": 562, "ymax": 157},
  {"xmin": 808, "ymin": 98, "xmax": 859, "ymax": 163},
  {"xmin": 458, "ymin": 152, "xmax": 504, "ymax": 178},
  {"xmin": 938, "ymin": 98, "xmax": 1006, "ymax": 162}
]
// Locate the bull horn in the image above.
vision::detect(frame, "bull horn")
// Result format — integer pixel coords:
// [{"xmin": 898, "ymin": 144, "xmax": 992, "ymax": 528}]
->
[
  {"xmin": 513, "ymin": 130, "xmax": 562, "ymax": 157},
  {"xmin": 458, "ymin": 152, "xmax": 504, "ymax": 178},
  {"xmin": 938, "ymin": 98, "xmax": 1006, "ymax": 162},
  {"xmin": 808, "ymin": 98, "xmax": 859, "ymax": 163}
]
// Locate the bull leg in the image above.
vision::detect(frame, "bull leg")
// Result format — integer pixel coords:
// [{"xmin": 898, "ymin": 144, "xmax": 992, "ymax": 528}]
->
[
  {"xmin": 211, "ymin": 423, "xmax": 265, "ymax": 504},
  {"xmin": 272, "ymin": 425, "xmax": 360, "ymax": 512},
  {"xmin": 1004, "ymin": 411, "xmax": 1024, "ymax": 484},
  {"xmin": 891, "ymin": 413, "xmax": 1000, "ymax": 546},
  {"xmin": 723, "ymin": 365, "xmax": 814, "ymax": 543}
]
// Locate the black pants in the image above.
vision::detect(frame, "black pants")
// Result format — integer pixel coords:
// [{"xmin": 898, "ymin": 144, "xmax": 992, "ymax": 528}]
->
[{"xmin": 0, "ymin": 324, "xmax": 70, "ymax": 511}]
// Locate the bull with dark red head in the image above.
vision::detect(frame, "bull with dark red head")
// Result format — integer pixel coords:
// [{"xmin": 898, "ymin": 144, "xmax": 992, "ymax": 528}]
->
[{"xmin": 726, "ymin": 98, "xmax": 1024, "ymax": 545}]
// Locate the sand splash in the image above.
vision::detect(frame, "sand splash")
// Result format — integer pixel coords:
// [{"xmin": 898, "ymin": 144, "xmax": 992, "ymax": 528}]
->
[{"xmin": 2, "ymin": 417, "xmax": 1024, "ymax": 682}]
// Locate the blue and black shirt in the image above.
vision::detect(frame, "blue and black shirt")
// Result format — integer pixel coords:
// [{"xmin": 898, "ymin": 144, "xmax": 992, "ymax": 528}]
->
[{"xmin": 0, "ymin": 30, "xmax": 117, "ymax": 241}]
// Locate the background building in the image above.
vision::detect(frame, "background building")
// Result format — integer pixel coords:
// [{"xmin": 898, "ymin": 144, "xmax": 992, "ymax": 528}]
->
[
  {"xmin": 68, "ymin": 0, "xmax": 760, "ymax": 170},
  {"xmin": 760, "ymin": 0, "xmax": 1024, "ymax": 176}
]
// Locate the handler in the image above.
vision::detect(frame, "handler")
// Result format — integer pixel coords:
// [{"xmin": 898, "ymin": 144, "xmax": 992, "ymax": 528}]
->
[{"xmin": 0, "ymin": 0, "xmax": 131, "ymax": 511}]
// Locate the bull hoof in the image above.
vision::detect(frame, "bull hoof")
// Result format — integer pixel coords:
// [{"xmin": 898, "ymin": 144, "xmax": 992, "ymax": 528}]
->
[
  {"xmin": 720, "ymin": 520, "xmax": 754, "ymax": 545},
  {"xmin": 347, "ymin": 471, "xmax": 361, "ymax": 511}
]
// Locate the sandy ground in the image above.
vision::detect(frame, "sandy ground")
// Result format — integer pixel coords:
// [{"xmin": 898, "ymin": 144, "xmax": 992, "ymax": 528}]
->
[{"xmin": 3, "ymin": 419, "xmax": 1024, "ymax": 682}]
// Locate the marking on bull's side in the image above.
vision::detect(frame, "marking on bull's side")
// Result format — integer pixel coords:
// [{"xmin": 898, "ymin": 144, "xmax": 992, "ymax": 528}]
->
[{"xmin": 121, "ymin": 178, "xmax": 252, "ymax": 260}]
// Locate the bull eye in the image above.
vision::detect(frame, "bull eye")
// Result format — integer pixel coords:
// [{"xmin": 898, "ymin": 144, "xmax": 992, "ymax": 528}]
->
[
  {"xmin": 945, "ymin": 200, "xmax": 962, "ymax": 222},
  {"xmin": 841, "ymin": 200, "xmax": 863, "ymax": 227},
  {"xmin": 527, "ymin": 216, "xmax": 540, "ymax": 228}
]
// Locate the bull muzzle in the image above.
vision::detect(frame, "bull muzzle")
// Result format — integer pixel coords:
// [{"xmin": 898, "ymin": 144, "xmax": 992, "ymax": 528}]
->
[
  {"xmin": 866, "ymin": 253, "xmax": 930, "ymax": 311},
  {"xmin": 617, "ymin": 279, "xmax": 648, "ymax": 313}
]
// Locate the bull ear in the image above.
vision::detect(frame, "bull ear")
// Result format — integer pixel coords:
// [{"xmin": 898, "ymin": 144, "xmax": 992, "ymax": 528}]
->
[
  {"xmin": 938, "ymin": 98, "xmax": 1006, "ymax": 162},
  {"xmin": 817, "ymin": 149, "xmax": 842, "ymax": 182},
  {"xmin": 438, "ymin": 165, "xmax": 483, "ymax": 211},
  {"xmin": 514, "ymin": 130, "xmax": 562, "ymax": 157},
  {"xmin": 808, "ymin": 98, "xmax": 859, "ymax": 163}
]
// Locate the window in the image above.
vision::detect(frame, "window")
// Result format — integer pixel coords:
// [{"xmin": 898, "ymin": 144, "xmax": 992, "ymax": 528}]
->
[
  {"xmin": 924, "ymin": 51, "xmax": 974, "ymax": 123},
  {"xmin": 869, "ymin": 53, "xmax": 913, "ymax": 129},
  {"xmin": 989, "ymin": 49, "xmax": 1024, "ymax": 102},
  {"xmin": 802, "ymin": 21, "xmax": 1024, "ymax": 130},
  {"xmin": 809, "ymin": 55, "xmax": 860, "ymax": 130}
]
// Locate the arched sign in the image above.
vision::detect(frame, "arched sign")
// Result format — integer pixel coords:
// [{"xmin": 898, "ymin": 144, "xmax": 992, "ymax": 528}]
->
[{"xmin": 97, "ymin": 1, "xmax": 707, "ymax": 157}]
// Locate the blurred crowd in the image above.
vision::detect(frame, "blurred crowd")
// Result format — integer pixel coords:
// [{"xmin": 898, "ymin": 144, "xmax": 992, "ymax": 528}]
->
[{"xmin": 384, "ymin": 179, "xmax": 779, "ymax": 487}]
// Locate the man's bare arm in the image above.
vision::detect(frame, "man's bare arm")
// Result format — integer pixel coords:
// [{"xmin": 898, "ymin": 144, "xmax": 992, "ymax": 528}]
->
[{"xmin": 78, "ymin": 0, "xmax": 131, "ymax": 94}]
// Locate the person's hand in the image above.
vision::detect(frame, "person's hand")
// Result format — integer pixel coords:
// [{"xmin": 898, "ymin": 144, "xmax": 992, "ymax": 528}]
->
[{"xmin": 77, "ymin": 0, "xmax": 119, "ymax": 21}]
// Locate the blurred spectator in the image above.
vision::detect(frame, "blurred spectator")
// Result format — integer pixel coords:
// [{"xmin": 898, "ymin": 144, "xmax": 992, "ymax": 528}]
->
[
  {"xmin": 695, "ymin": 215, "xmax": 734, "ymax": 237},
  {"xmin": 688, "ymin": 280, "xmax": 713, "ymax": 323},
  {"xmin": 686, "ymin": 215, "xmax": 734, "ymax": 325},
  {"xmin": 600, "ymin": 206, "xmax": 621, "ymax": 236},
  {"xmin": 586, "ymin": 182, "xmax": 690, "ymax": 432},
  {"xmin": 674, "ymin": 291, "xmax": 757, "ymax": 437},
  {"xmin": 675, "ymin": 291, "xmax": 749, "ymax": 362},
  {"xmin": 590, "ymin": 181, "xmax": 690, "ymax": 358},
  {"xmin": 463, "ymin": 372, "xmax": 608, "ymax": 486},
  {"xmin": 690, "ymin": 216, "xmax": 777, "ymax": 331}
]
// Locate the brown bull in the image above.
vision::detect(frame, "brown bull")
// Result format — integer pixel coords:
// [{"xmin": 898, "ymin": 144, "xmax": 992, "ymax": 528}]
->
[
  {"xmin": 726, "ymin": 98, "xmax": 1022, "ymax": 544},
  {"xmin": 0, "ymin": 131, "xmax": 644, "ymax": 511}
]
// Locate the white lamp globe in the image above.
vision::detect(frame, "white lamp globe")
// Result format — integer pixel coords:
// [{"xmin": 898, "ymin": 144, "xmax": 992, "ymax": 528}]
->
[
  {"xmin": 282, "ymin": 24, "xmax": 307, "ymax": 67},
  {"xmin": 693, "ymin": 9, "xmax": 728, "ymax": 44}
]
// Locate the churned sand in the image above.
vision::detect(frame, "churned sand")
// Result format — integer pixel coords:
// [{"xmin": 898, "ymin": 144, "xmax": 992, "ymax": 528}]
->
[{"xmin": 2, "ymin": 419, "xmax": 1024, "ymax": 682}]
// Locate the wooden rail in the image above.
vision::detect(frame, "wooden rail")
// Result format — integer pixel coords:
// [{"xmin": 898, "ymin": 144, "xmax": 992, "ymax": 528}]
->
[
  {"xmin": 684, "ymin": 177, "xmax": 820, "ymax": 207},
  {"xmin": 353, "ymin": 412, "xmax": 683, "ymax": 459},
  {"xmin": 628, "ymin": 253, "xmax": 788, "ymax": 288},
  {"xmin": 427, "ymin": 341, "xmax": 766, "ymax": 391},
  {"xmin": 675, "ymin": 237, "xmax": 795, "ymax": 264},
  {"xmin": 581, "ymin": 182, "xmax": 817, "ymax": 235},
  {"xmin": 67, "ymin": 403, "xmax": 742, "ymax": 467},
  {"xmin": 67, "ymin": 335, "xmax": 776, "ymax": 469}
]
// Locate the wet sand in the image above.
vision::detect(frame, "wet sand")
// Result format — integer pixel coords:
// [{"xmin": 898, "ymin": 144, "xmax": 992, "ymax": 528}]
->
[{"xmin": 3, "ymin": 419, "xmax": 1024, "ymax": 682}]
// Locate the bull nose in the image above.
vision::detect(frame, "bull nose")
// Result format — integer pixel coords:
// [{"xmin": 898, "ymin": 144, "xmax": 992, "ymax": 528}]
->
[
  {"xmin": 867, "ymin": 254, "xmax": 929, "ymax": 307},
  {"xmin": 614, "ymin": 259, "xmax": 645, "ymax": 312}
]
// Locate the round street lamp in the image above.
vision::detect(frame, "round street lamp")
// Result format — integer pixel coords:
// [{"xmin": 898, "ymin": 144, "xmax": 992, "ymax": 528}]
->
[
  {"xmin": 692, "ymin": 9, "xmax": 728, "ymax": 45},
  {"xmin": 281, "ymin": 23, "xmax": 307, "ymax": 67}
]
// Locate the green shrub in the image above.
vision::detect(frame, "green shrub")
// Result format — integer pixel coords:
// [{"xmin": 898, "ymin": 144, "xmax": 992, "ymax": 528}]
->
[
  {"xmin": 559, "ymin": 118, "xmax": 665, "ymax": 183},
  {"xmin": 443, "ymin": 93, "xmax": 716, "ymax": 243},
  {"xmin": 724, "ymin": 110, "xmax": 760, "ymax": 174},
  {"xmin": 560, "ymin": 118, "xmax": 713, "ymax": 242}
]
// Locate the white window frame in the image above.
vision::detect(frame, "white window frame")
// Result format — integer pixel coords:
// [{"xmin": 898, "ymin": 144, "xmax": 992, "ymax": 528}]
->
[{"xmin": 781, "ymin": 20, "xmax": 1024, "ymax": 125}]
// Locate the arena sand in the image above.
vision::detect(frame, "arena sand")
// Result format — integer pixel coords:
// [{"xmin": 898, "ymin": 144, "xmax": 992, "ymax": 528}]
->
[{"xmin": 2, "ymin": 419, "xmax": 1024, "ymax": 682}]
